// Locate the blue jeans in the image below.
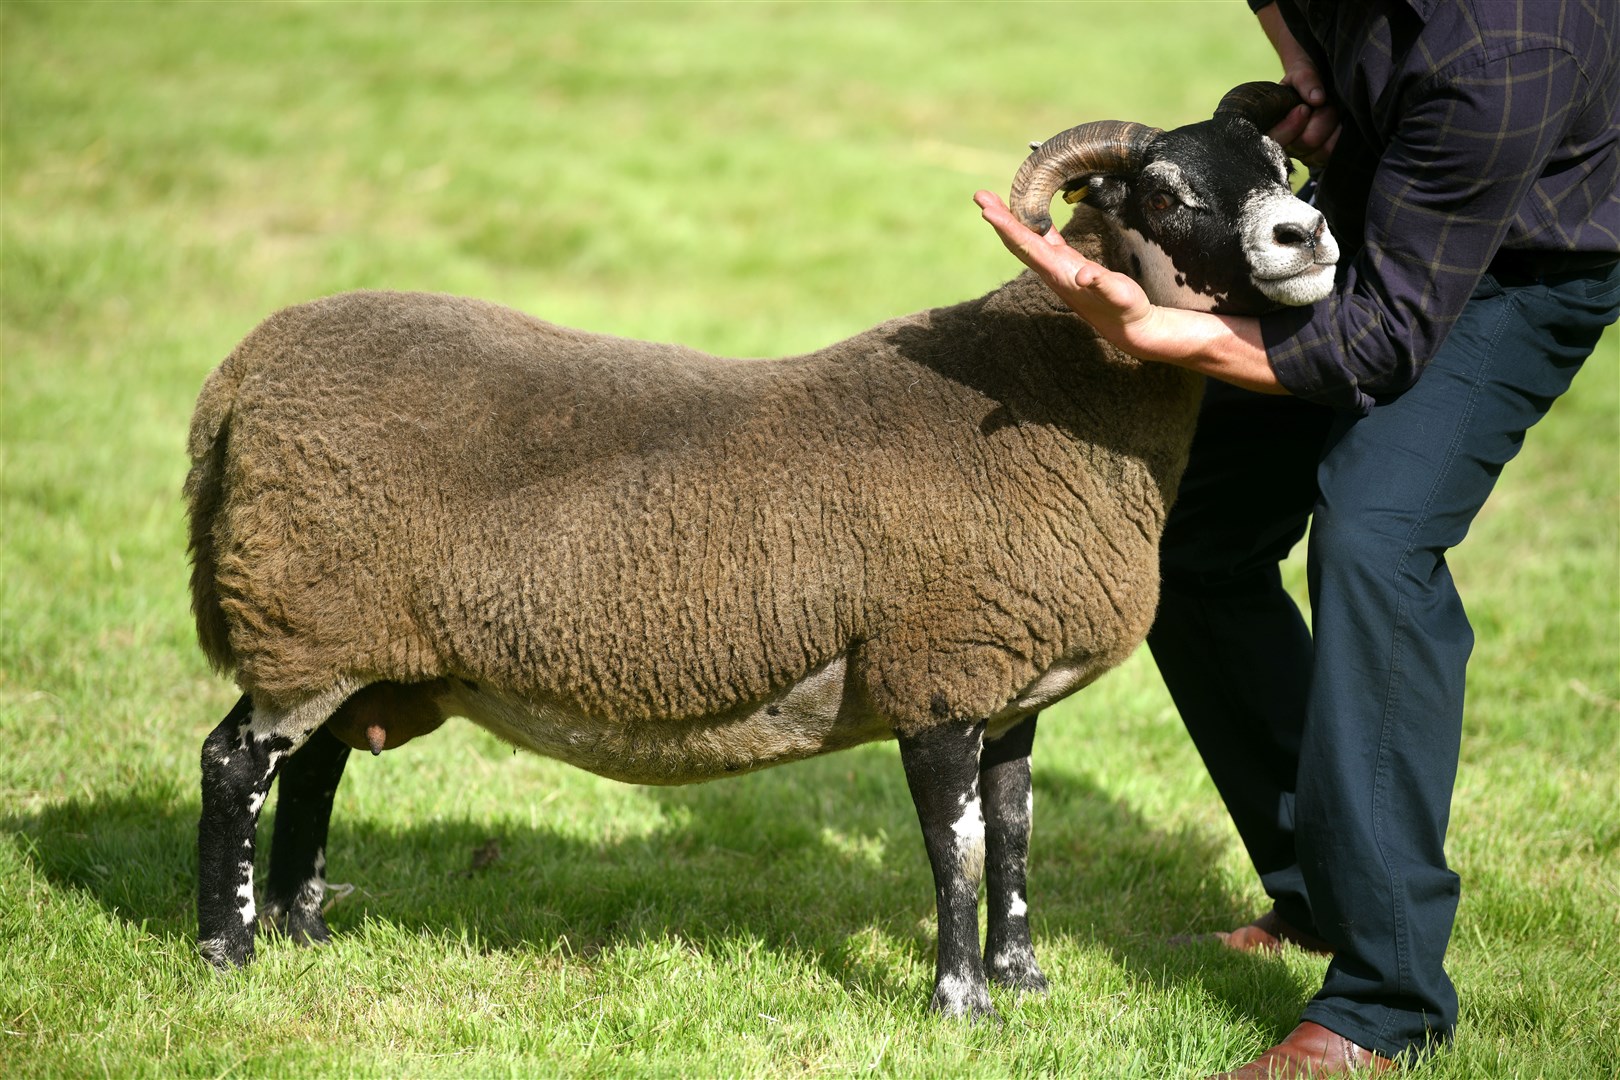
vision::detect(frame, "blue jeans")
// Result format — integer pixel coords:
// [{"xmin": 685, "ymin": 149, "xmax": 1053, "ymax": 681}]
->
[{"xmin": 1147, "ymin": 261, "xmax": 1619, "ymax": 1059}]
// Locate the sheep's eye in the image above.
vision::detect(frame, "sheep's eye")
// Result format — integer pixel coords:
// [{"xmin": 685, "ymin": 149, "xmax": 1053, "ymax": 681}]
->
[{"xmin": 1147, "ymin": 191, "xmax": 1176, "ymax": 213}]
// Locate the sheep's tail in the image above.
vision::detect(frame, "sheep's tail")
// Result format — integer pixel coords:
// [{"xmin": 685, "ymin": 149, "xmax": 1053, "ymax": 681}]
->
[{"xmin": 183, "ymin": 354, "xmax": 246, "ymax": 676}]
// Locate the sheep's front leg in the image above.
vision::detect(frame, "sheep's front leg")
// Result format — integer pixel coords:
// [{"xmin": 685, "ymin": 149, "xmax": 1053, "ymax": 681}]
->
[
  {"xmin": 981, "ymin": 715, "xmax": 1047, "ymax": 992},
  {"xmin": 262, "ymin": 725, "xmax": 350, "ymax": 945},
  {"xmin": 897, "ymin": 719, "xmax": 995, "ymax": 1021}
]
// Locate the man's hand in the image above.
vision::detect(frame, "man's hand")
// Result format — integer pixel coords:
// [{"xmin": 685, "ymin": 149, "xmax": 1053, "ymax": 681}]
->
[
  {"xmin": 973, "ymin": 190, "xmax": 1165, "ymax": 354},
  {"xmin": 1257, "ymin": 3, "xmax": 1340, "ymax": 170},
  {"xmin": 1270, "ymin": 72, "xmax": 1340, "ymax": 171}
]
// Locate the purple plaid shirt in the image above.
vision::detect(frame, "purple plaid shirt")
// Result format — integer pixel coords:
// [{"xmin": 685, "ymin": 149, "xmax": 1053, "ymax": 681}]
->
[{"xmin": 1248, "ymin": 0, "xmax": 1620, "ymax": 413}]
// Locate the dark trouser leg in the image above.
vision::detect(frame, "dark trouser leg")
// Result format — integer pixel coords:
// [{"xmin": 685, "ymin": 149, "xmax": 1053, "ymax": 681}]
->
[
  {"xmin": 1298, "ymin": 266, "xmax": 1618, "ymax": 1057},
  {"xmin": 263, "ymin": 724, "xmax": 351, "ymax": 944},
  {"xmin": 981, "ymin": 715, "xmax": 1046, "ymax": 992},
  {"xmin": 897, "ymin": 719, "xmax": 993, "ymax": 1020},
  {"xmin": 1147, "ymin": 381, "xmax": 1333, "ymax": 934}
]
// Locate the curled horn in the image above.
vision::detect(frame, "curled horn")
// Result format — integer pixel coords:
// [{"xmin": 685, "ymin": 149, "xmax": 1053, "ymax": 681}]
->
[
  {"xmin": 1214, "ymin": 81, "xmax": 1304, "ymax": 133},
  {"xmin": 1009, "ymin": 120, "xmax": 1161, "ymax": 234}
]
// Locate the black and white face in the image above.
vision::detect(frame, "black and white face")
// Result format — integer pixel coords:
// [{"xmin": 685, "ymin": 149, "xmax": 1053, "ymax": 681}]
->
[{"xmin": 1084, "ymin": 117, "xmax": 1338, "ymax": 314}]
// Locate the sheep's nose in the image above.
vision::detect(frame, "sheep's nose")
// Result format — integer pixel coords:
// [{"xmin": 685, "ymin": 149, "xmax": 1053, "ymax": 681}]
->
[{"xmin": 1273, "ymin": 214, "xmax": 1325, "ymax": 249}]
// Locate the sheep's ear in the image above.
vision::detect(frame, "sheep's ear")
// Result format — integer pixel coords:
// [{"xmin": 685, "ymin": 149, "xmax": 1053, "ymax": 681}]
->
[{"xmin": 1078, "ymin": 175, "xmax": 1126, "ymax": 214}]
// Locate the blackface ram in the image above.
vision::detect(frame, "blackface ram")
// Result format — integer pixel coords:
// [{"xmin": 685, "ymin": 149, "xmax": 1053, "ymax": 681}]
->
[{"xmin": 187, "ymin": 82, "xmax": 1336, "ymax": 1019}]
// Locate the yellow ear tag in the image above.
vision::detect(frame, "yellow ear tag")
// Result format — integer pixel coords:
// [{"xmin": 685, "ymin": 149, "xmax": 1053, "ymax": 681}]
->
[{"xmin": 1062, "ymin": 184, "xmax": 1089, "ymax": 204}]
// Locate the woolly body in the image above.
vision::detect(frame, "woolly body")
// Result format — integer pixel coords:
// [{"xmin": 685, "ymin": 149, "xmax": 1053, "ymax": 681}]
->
[
  {"xmin": 186, "ymin": 222, "xmax": 1201, "ymax": 783},
  {"xmin": 187, "ymin": 84, "xmax": 1339, "ymax": 1017}
]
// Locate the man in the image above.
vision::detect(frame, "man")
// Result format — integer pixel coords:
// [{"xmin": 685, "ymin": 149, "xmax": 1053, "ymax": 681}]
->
[{"xmin": 976, "ymin": 1, "xmax": 1618, "ymax": 1076}]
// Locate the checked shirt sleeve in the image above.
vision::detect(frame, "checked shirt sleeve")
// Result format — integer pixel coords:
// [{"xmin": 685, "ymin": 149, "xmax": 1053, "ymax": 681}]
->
[{"xmin": 1262, "ymin": 47, "xmax": 1587, "ymax": 414}]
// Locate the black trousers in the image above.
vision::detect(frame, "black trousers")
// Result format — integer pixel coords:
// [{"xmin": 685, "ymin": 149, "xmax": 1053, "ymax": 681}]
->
[{"xmin": 1147, "ymin": 263, "xmax": 1620, "ymax": 1057}]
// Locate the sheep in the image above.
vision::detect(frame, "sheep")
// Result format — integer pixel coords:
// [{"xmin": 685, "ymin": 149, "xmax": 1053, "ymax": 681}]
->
[{"xmin": 188, "ymin": 81, "xmax": 1338, "ymax": 1020}]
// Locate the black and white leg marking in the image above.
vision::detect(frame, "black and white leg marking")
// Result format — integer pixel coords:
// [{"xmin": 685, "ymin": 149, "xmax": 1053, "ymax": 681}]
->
[
  {"xmin": 981, "ymin": 715, "xmax": 1046, "ymax": 992},
  {"xmin": 197, "ymin": 682, "xmax": 357, "ymax": 969},
  {"xmin": 262, "ymin": 724, "xmax": 351, "ymax": 945},
  {"xmin": 897, "ymin": 719, "xmax": 995, "ymax": 1021}
]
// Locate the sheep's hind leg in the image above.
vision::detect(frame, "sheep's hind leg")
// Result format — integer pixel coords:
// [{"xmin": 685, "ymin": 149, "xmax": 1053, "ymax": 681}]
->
[
  {"xmin": 197, "ymin": 683, "xmax": 357, "ymax": 968},
  {"xmin": 262, "ymin": 724, "xmax": 350, "ymax": 945},
  {"xmin": 981, "ymin": 715, "xmax": 1047, "ymax": 992},
  {"xmin": 896, "ymin": 719, "xmax": 996, "ymax": 1021}
]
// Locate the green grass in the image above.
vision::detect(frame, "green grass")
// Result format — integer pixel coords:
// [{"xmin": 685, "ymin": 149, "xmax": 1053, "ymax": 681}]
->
[{"xmin": 2, "ymin": 1, "xmax": 1615, "ymax": 1076}]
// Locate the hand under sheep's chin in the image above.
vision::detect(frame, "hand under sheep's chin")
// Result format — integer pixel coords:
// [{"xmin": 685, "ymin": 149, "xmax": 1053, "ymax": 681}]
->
[{"xmin": 1255, "ymin": 260, "xmax": 1336, "ymax": 307}]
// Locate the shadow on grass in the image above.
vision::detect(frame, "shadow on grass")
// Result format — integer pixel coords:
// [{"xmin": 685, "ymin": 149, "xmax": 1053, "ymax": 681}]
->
[{"xmin": 5, "ymin": 740, "xmax": 1307, "ymax": 1025}]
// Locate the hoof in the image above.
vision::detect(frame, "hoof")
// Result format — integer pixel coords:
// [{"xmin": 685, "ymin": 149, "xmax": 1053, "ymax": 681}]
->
[
  {"xmin": 286, "ymin": 921, "xmax": 333, "ymax": 947},
  {"xmin": 989, "ymin": 964, "xmax": 1049, "ymax": 995},
  {"xmin": 261, "ymin": 909, "xmax": 333, "ymax": 947},
  {"xmin": 930, "ymin": 976, "xmax": 999, "ymax": 1024},
  {"xmin": 987, "ymin": 944, "xmax": 1048, "ymax": 994},
  {"xmin": 198, "ymin": 934, "xmax": 252, "ymax": 970}
]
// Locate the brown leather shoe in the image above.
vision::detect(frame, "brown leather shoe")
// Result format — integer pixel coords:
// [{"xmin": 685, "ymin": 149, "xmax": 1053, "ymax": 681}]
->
[
  {"xmin": 1216, "ymin": 909, "xmax": 1334, "ymax": 957},
  {"xmin": 1210, "ymin": 1022, "xmax": 1398, "ymax": 1078}
]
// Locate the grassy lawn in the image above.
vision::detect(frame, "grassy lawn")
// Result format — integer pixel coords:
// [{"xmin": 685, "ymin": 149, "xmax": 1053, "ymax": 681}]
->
[{"xmin": 2, "ymin": 2, "xmax": 1614, "ymax": 1076}]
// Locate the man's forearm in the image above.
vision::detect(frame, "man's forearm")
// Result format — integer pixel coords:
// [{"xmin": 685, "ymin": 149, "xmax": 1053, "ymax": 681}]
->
[
  {"xmin": 1255, "ymin": 2, "xmax": 1310, "ymax": 77},
  {"xmin": 1116, "ymin": 305, "xmax": 1286, "ymax": 395}
]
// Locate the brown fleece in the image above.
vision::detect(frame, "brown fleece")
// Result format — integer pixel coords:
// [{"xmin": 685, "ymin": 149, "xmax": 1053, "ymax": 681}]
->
[{"xmin": 186, "ymin": 218, "xmax": 1202, "ymax": 742}]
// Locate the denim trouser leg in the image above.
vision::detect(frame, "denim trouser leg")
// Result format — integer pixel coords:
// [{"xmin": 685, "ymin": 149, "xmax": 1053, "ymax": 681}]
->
[
  {"xmin": 1298, "ymin": 266, "xmax": 1619, "ymax": 1056},
  {"xmin": 1149, "ymin": 263, "xmax": 1620, "ymax": 1059}
]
